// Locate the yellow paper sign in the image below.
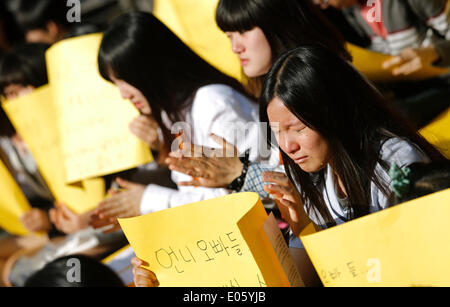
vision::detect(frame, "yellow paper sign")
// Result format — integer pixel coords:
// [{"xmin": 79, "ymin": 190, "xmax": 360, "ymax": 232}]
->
[
  {"xmin": 2, "ymin": 86, "xmax": 105, "ymax": 214},
  {"xmin": 154, "ymin": 0, "xmax": 242, "ymax": 81},
  {"xmin": 348, "ymin": 43, "xmax": 449, "ymax": 82},
  {"xmin": 301, "ymin": 189, "xmax": 450, "ymax": 287},
  {"xmin": 46, "ymin": 33, "xmax": 153, "ymax": 183},
  {"xmin": 118, "ymin": 192, "xmax": 299, "ymax": 287},
  {"xmin": 0, "ymin": 159, "xmax": 32, "ymax": 236},
  {"xmin": 420, "ymin": 107, "xmax": 450, "ymax": 159}
]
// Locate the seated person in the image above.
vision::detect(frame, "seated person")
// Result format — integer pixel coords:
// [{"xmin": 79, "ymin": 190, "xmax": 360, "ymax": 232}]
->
[{"xmin": 314, "ymin": 0, "xmax": 450, "ymax": 128}]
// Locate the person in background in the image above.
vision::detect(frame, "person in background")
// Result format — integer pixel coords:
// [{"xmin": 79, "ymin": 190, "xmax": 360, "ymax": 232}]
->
[
  {"xmin": 9, "ymin": 0, "xmax": 102, "ymax": 44},
  {"xmin": 24, "ymin": 255, "xmax": 125, "ymax": 287},
  {"xmin": 0, "ymin": 43, "xmax": 57, "ymax": 286},
  {"xmin": 313, "ymin": 0, "xmax": 450, "ymax": 128}
]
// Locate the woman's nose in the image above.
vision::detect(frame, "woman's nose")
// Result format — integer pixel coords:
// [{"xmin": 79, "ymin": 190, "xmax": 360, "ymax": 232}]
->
[
  {"xmin": 230, "ymin": 35, "xmax": 244, "ymax": 54},
  {"xmin": 283, "ymin": 135, "xmax": 301, "ymax": 155}
]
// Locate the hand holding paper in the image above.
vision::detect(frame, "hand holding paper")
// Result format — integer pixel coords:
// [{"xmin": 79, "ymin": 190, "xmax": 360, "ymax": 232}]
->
[
  {"xmin": 91, "ymin": 178, "xmax": 144, "ymax": 233},
  {"xmin": 382, "ymin": 46, "xmax": 440, "ymax": 76}
]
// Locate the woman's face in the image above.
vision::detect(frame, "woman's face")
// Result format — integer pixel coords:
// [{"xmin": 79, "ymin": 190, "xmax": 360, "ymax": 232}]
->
[
  {"xmin": 225, "ymin": 27, "xmax": 272, "ymax": 78},
  {"xmin": 267, "ymin": 97, "xmax": 331, "ymax": 173},
  {"xmin": 110, "ymin": 75, "xmax": 152, "ymax": 115},
  {"xmin": 3, "ymin": 84, "xmax": 34, "ymax": 100}
]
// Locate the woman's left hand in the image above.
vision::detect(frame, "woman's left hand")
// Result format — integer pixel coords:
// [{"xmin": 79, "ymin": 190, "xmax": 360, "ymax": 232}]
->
[
  {"xmin": 49, "ymin": 202, "xmax": 92, "ymax": 234},
  {"xmin": 132, "ymin": 257, "xmax": 160, "ymax": 287},
  {"xmin": 20, "ymin": 208, "xmax": 52, "ymax": 232}
]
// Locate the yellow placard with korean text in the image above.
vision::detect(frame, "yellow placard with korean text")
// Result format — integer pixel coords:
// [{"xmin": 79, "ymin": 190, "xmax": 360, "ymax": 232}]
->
[
  {"xmin": 420, "ymin": 107, "xmax": 450, "ymax": 159},
  {"xmin": 0, "ymin": 159, "xmax": 32, "ymax": 236},
  {"xmin": 2, "ymin": 86, "xmax": 105, "ymax": 214},
  {"xmin": 119, "ymin": 192, "xmax": 303, "ymax": 287},
  {"xmin": 46, "ymin": 33, "xmax": 153, "ymax": 183},
  {"xmin": 301, "ymin": 189, "xmax": 450, "ymax": 287}
]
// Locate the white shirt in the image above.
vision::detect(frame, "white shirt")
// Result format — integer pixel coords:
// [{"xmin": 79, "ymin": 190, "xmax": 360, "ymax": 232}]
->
[{"xmin": 140, "ymin": 84, "xmax": 279, "ymax": 214}]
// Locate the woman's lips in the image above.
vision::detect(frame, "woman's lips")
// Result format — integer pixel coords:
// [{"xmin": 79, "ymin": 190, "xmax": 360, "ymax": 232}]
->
[
  {"xmin": 132, "ymin": 102, "xmax": 143, "ymax": 109},
  {"xmin": 294, "ymin": 156, "xmax": 308, "ymax": 164},
  {"xmin": 240, "ymin": 59, "xmax": 249, "ymax": 66}
]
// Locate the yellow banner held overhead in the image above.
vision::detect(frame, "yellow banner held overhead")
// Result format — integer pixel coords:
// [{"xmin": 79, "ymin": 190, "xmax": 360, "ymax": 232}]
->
[
  {"xmin": 118, "ymin": 192, "xmax": 304, "ymax": 287},
  {"xmin": 154, "ymin": 0, "xmax": 242, "ymax": 82},
  {"xmin": 0, "ymin": 159, "xmax": 32, "ymax": 236},
  {"xmin": 46, "ymin": 33, "xmax": 153, "ymax": 183},
  {"xmin": 301, "ymin": 189, "xmax": 450, "ymax": 287},
  {"xmin": 348, "ymin": 43, "xmax": 449, "ymax": 82},
  {"xmin": 420, "ymin": 107, "xmax": 450, "ymax": 159},
  {"xmin": 2, "ymin": 85, "xmax": 105, "ymax": 214}
]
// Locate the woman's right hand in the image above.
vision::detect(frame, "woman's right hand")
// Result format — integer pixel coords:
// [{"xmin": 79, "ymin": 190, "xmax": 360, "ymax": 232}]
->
[
  {"xmin": 129, "ymin": 115, "xmax": 160, "ymax": 150},
  {"xmin": 262, "ymin": 171, "xmax": 311, "ymax": 236},
  {"xmin": 165, "ymin": 134, "xmax": 243, "ymax": 188},
  {"xmin": 132, "ymin": 257, "xmax": 160, "ymax": 287}
]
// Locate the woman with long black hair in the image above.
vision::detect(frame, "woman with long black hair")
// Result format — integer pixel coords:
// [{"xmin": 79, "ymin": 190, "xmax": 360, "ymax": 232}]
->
[
  {"xmin": 260, "ymin": 45, "xmax": 444, "ymax": 234},
  {"xmin": 93, "ymin": 11, "xmax": 276, "ymax": 223}
]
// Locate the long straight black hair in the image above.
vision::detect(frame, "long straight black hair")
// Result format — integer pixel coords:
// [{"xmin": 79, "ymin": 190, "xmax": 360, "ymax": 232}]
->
[
  {"xmin": 260, "ymin": 45, "xmax": 445, "ymax": 226},
  {"xmin": 216, "ymin": 0, "xmax": 351, "ymax": 97},
  {"xmin": 98, "ymin": 12, "xmax": 247, "ymax": 156}
]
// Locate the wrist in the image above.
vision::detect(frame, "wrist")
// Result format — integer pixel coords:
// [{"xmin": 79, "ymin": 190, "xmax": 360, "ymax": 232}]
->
[{"xmin": 226, "ymin": 150, "xmax": 250, "ymax": 192}]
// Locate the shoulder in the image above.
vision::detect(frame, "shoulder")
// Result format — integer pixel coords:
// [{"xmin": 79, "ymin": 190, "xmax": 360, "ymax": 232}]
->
[
  {"xmin": 193, "ymin": 84, "xmax": 254, "ymax": 109},
  {"xmin": 379, "ymin": 137, "xmax": 431, "ymax": 168}
]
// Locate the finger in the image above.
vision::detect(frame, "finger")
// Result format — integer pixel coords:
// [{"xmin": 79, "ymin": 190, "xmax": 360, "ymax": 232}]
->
[
  {"xmin": 90, "ymin": 215, "xmax": 116, "ymax": 229},
  {"xmin": 392, "ymin": 58, "xmax": 421, "ymax": 76},
  {"xmin": 262, "ymin": 172, "xmax": 290, "ymax": 186},
  {"xmin": 133, "ymin": 266, "xmax": 158, "ymax": 282},
  {"xmin": 382, "ymin": 56, "xmax": 403, "ymax": 69},
  {"xmin": 177, "ymin": 180, "xmax": 201, "ymax": 187},
  {"xmin": 116, "ymin": 177, "xmax": 140, "ymax": 190},
  {"xmin": 132, "ymin": 257, "xmax": 149, "ymax": 268},
  {"xmin": 58, "ymin": 203, "xmax": 76, "ymax": 218},
  {"xmin": 168, "ymin": 163, "xmax": 205, "ymax": 178},
  {"xmin": 101, "ymin": 223, "xmax": 122, "ymax": 234}
]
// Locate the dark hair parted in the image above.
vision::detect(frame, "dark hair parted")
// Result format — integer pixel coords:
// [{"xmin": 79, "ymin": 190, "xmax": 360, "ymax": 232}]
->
[
  {"xmin": 10, "ymin": 0, "xmax": 70, "ymax": 32},
  {"xmin": 24, "ymin": 255, "xmax": 125, "ymax": 287},
  {"xmin": 260, "ymin": 45, "xmax": 445, "ymax": 226},
  {"xmin": 0, "ymin": 43, "xmax": 49, "ymax": 137},
  {"xmin": 98, "ymin": 12, "xmax": 247, "ymax": 155},
  {"xmin": 216, "ymin": 0, "xmax": 351, "ymax": 96}
]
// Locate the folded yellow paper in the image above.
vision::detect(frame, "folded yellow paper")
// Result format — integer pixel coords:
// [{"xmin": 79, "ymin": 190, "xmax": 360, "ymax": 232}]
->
[
  {"xmin": 2, "ymin": 85, "xmax": 105, "ymax": 214},
  {"xmin": 118, "ymin": 192, "xmax": 301, "ymax": 287},
  {"xmin": 0, "ymin": 159, "xmax": 32, "ymax": 236},
  {"xmin": 46, "ymin": 33, "xmax": 153, "ymax": 183},
  {"xmin": 301, "ymin": 189, "xmax": 450, "ymax": 287},
  {"xmin": 420, "ymin": 107, "xmax": 450, "ymax": 159},
  {"xmin": 154, "ymin": 0, "xmax": 242, "ymax": 81}
]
